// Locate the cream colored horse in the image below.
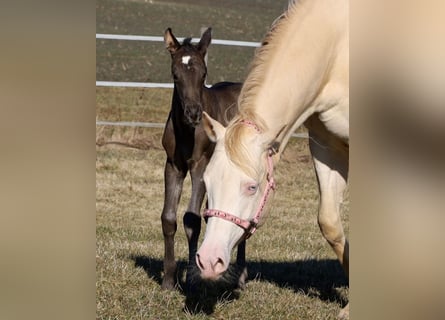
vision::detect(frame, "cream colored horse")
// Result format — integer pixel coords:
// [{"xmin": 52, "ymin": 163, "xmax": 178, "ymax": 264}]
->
[{"xmin": 196, "ymin": 0, "xmax": 349, "ymax": 318}]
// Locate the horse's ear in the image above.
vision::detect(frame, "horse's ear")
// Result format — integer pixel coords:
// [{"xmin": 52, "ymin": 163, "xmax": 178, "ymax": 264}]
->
[
  {"xmin": 198, "ymin": 27, "xmax": 212, "ymax": 56},
  {"xmin": 202, "ymin": 111, "xmax": 225, "ymax": 143},
  {"xmin": 164, "ymin": 28, "xmax": 180, "ymax": 54}
]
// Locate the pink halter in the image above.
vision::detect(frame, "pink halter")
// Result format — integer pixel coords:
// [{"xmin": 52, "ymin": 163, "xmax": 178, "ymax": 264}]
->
[{"xmin": 203, "ymin": 119, "xmax": 276, "ymax": 239}]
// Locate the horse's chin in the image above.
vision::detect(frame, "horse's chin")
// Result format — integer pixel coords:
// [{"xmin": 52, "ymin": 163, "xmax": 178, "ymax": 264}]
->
[
  {"xmin": 196, "ymin": 262, "xmax": 227, "ymax": 281},
  {"xmin": 199, "ymin": 271, "xmax": 223, "ymax": 282}
]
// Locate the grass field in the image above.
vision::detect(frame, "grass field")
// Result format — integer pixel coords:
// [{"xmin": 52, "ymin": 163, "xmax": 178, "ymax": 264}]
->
[{"xmin": 97, "ymin": 0, "xmax": 349, "ymax": 319}]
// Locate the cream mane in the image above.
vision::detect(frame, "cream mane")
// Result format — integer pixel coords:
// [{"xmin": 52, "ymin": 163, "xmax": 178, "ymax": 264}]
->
[{"xmin": 225, "ymin": 1, "xmax": 303, "ymax": 178}]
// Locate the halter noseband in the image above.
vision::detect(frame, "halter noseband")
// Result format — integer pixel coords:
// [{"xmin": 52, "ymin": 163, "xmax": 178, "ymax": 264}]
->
[{"xmin": 203, "ymin": 120, "xmax": 276, "ymax": 239}]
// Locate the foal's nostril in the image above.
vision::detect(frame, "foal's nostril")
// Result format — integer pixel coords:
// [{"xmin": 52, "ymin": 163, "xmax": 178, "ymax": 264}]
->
[{"xmin": 185, "ymin": 108, "xmax": 202, "ymax": 126}]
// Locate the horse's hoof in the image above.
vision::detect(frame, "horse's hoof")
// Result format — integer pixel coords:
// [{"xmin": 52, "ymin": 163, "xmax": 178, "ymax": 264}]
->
[{"xmin": 338, "ymin": 303, "xmax": 349, "ymax": 320}]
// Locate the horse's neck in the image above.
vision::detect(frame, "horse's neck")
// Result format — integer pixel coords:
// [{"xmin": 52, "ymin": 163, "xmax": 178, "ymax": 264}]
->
[{"xmin": 250, "ymin": 0, "xmax": 347, "ymax": 150}]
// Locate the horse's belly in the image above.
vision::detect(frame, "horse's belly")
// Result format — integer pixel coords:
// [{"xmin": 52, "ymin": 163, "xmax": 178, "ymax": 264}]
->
[{"xmin": 318, "ymin": 104, "xmax": 349, "ymax": 142}]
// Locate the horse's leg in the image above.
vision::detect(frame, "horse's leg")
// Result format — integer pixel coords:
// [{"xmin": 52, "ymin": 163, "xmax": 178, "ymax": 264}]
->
[
  {"xmin": 183, "ymin": 157, "xmax": 208, "ymax": 291},
  {"xmin": 309, "ymin": 133, "xmax": 349, "ymax": 319},
  {"xmin": 312, "ymin": 156, "xmax": 348, "ymax": 273},
  {"xmin": 161, "ymin": 159, "xmax": 186, "ymax": 290}
]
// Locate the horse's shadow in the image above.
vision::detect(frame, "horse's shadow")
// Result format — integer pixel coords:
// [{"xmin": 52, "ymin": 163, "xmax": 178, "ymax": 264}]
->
[{"xmin": 130, "ymin": 255, "xmax": 347, "ymax": 315}]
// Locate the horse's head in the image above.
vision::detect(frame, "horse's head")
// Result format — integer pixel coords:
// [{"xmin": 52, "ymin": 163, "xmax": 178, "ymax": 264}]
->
[
  {"xmin": 196, "ymin": 112, "xmax": 276, "ymax": 280},
  {"xmin": 164, "ymin": 27, "xmax": 211, "ymax": 127}
]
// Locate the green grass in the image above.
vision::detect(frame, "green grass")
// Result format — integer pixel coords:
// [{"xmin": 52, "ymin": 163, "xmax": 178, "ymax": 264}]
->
[{"xmin": 97, "ymin": 1, "xmax": 349, "ymax": 318}]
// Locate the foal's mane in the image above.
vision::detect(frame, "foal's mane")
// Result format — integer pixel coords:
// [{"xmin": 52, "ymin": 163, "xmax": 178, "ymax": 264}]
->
[
  {"xmin": 182, "ymin": 37, "xmax": 193, "ymax": 46},
  {"xmin": 225, "ymin": 1, "xmax": 302, "ymax": 178}
]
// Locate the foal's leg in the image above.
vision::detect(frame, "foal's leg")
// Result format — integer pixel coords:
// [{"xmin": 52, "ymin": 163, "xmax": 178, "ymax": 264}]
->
[
  {"xmin": 236, "ymin": 239, "xmax": 248, "ymax": 290},
  {"xmin": 183, "ymin": 156, "xmax": 208, "ymax": 291},
  {"xmin": 161, "ymin": 159, "xmax": 186, "ymax": 290},
  {"xmin": 309, "ymin": 135, "xmax": 349, "ymax": 319}
]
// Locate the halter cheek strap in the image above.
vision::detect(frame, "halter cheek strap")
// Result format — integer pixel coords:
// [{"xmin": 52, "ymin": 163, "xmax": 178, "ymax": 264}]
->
[
  {"xmin": 239, "ymin": 119, "xmax": 261, "ymax": 133},
  {"xmin": 203, "ymin": 152, "xmax": 275, "ymax": 238},
  {"xmin": 204, "ymin": 120, "xmax": 276, "ymax": 239}
]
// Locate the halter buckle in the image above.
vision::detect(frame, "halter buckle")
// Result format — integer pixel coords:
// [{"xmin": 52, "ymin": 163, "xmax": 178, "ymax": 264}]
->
[{"xmin": 245, "ymin": 219, "xmax": 258, "ymax": 239}]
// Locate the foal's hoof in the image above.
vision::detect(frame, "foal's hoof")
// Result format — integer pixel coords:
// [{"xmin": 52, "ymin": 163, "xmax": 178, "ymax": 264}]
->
[
  {"xmin": 338, "ymin": 303, "xmax": 349, "ymax": 320},
  {"xmin": 237, "ymin": 267, "xmax": 248, "ymax": 290},
  {"xmin": 161, "ymin": 279, "xmax": 175, "ymax": 290},
  {"xmin": 237, "ymin": 278, "xmax": 246, "ymax": 290}
]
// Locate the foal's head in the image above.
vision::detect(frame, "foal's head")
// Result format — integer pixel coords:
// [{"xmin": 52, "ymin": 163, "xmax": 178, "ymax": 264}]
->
[{"xmin": 164, "ymin": 27, "xmax": 211, "ymax": 127}]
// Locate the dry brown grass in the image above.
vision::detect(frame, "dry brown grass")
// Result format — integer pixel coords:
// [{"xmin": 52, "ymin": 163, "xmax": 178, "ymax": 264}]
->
[
  {"xmin": 96, "ymin": 87, "xmax": 169, "ymax": 150},
  {"xmin": 96, "ymin": 124, "xmax": 349, "ymax": 319}
]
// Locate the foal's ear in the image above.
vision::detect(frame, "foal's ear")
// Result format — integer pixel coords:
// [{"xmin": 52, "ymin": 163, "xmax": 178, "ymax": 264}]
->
[
  {"xmin": 198, "ymin": 27, "xmax": 212, "ymax": 56},
  {"xmin": 164, "ymin": 28, "xmax": 180, "ymax": 54},
  {"xmin": 202, "ymin": 111, "xmax": 226, "ymax": 143}
]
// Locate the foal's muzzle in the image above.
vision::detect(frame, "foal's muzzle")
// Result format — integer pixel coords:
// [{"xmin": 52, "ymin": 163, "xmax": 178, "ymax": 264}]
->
[{"xmin": 184, "ymin": 106, "xmax": 202, "ymax": 126}]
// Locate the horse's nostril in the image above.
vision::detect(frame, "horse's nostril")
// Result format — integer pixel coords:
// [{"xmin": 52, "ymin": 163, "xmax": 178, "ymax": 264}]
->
[
  {"xmin": 196, "ymin": 253, "xmax": 204, "ymax": 270},
  {"xmin": 215, "ymin": 257, "xmax": 224, "ymax": 268},
  {"xmin": 213, "ymin": 257, "xmax": 226, "ymax": 274}
]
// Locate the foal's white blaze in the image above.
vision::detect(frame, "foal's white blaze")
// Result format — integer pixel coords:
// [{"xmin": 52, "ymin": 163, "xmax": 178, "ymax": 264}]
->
[{"xmin": 181, "ymin": 55, "xmax": 191, "ymax": 65}]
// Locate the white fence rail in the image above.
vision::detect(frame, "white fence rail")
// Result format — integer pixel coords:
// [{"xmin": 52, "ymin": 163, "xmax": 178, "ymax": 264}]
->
[
  {"xmin": 96, "ymin": 121, "xmax": 165, "ymax": 128},
  {"xmin": 96, "ymin": 33, "xmax": 307, "ymax": 139},
  {"xmin": 96, "ymin": 120, "xmax": 308, "ymax": 139},
  {"xmin": 96, "ymin": 32, "xmax": 260, "ymax": 88},
  {"xmin": 96, "ymin": 81, "xmax": 174, "ymax": 88},
  {"xmin": 96, "ymin": 33, "xmax": 261, "ymax": 47}
]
